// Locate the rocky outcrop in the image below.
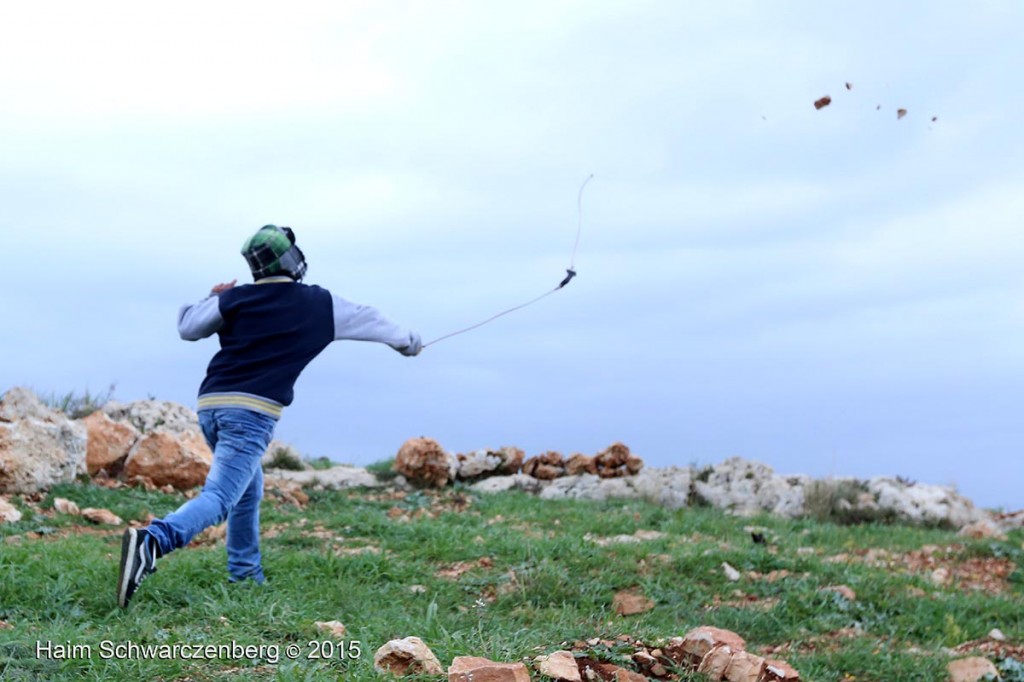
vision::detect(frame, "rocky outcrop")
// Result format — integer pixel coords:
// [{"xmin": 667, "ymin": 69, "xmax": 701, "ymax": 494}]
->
[
  {"xmin": 269, "ymin": 466, "xmax": 381, "ymax": 490},
  {"xmin": 690, "ymin": 458, "xmax": 809, "ymax": 518},
  {"xmin": 535, "ymin": 467, "xmax": 693, "ymax": 507},
  {"xmin": 867, "ymin": 477, "xmax": 985, "ymax": 528},
  {"xmin": 470, "ymin": 456, "xmax": 991, "ymax": 530},
  {"xmin": 0, "ymin": 387, "xmax": 88, "ymax": 494},
  {"xmin": 102, "ymin": 399, "xmax": 200, "ymax": 434}
]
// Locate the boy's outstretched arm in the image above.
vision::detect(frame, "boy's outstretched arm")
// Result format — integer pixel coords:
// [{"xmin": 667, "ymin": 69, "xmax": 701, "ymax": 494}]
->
[
  {"xmin": 177, "ymin": 281, "xmax": 233, "ymax": 341},
  {"xmin": 331, "ymin": 294, "xmax": 422, "ymax": 356}
]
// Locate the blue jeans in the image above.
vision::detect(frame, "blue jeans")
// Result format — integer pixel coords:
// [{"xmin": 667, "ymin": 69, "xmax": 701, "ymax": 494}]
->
[{"xmin": 147, "ymin": 408, "xmax": 276, "ymax": 583}]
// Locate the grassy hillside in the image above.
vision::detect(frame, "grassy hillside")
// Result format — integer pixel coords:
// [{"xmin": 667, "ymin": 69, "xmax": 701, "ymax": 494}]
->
[{"xmin": 1, "ymin": 480, "xmax": 1022, "ymax": 681}]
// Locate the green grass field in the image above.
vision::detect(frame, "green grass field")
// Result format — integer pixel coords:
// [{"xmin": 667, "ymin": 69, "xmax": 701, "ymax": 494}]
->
[{"xmin": 1, "ymin": 480, "xmax": 1022, "ymax": 681}]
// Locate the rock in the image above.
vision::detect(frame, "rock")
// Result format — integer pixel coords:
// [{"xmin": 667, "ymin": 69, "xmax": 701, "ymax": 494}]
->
[
  {"xmin": 53, "ymin": 498, "xmax": 81, "ymax": 515},
  {"xmin": 867, "ymin": 477, "xmax": 986, "ymax": 528},
  {"xmin": 102, "ymin": 399, "xmax": 200, "ymax": 434},
  {"xmin": 536, "ymin": 650, "xmax": 582, "ymax": 682},
  {"xmin": 632, "ymin": 651, "xmax": 667, "ymax": 677},
  {"xmin": 697, "ymin": 645, "xmax": 736, "ymax": 680},
  {"xmin": 930, "ymin": 568, "xmax": 950, "ymax": 586},
  {"xmin": 496, "ymin": 446, "xmax": 525, "ymax": 474},
  {"xmin": 722, "ymin": 562, "xmax": 741, "ymax": 582},
  {"xmin": 456, "ymin": 446, "xmax": 524, "ymax": 480},
  {"xmin": 522, "ymin": 451, "xmax": 566, "ymax": 480},
  {"xmin": 947, "ymin": 657, "xmax": 999, "ymax": 682},
  {"xmin": 692, "ymin": 458, "xmax": 807, "ymax": 518},
  {"xmin": 957, "ymin": 518, "xmax": 1007, "ymax": 541},
  {"xmin": 540, "ymin": 474, "xmax": 607, "ymax": 501},
  {"xmin": 81, "ymin": 411, "xmax": 139, "ymax": 477},
  {"xmin": 123, "ymin": 431, "xmax": 212, "ymax": 490},
  {"xmin": 0, "ymin": 497, "xmax": 22, "ymax": 523},
  {"xmin": 448, "ymin": 656, "xmax": 531, "ymax": 682},
  {"xmin": 262, "ymin": 439, "xmax": 307, "ymax": 470},
  {"xmin": 270, "ymin": 466, "xmax": 382, "ymax": 490},
  {"xmin": 819, "ymin": 585, "xmax": 856, "ymax": 601},
  {"xmin": 456, "ymin": 450, "xmax": 501, "ymax": 479},
  {"xmin": 610, "ymin": 668, "xmax": 646, "ymax": 682},
  {"xmin": 994, "ymin": 509, "xmax": 1024, "ymax": 530},
  {"xmin": 539, "ymin": 467, "xmax": 692, "ymax": 507},
  {"xmin": 595, "ymin": 443, "xmax": 628, "ymax": 468},
  {"xmin": 373, "ymin": 636, "xmax": 443, "ymax": 676},
  {"xmin": 0, "ymin": 387, "xmax": 88, "ymax": 494},
  {"xmin": 81, "ymin": 507, "xmax": 123, "ymax": 525},
  {"xmin": 612, "ymin": 590, "xmax": 655, "ymax": 616},
  {"xmin": 989, "ymin": 628, "xmax": 1006, "ymax": 641},
  {"xmin": 129, "ymin": 475, "xmax": 157, "ymax": 491},
  {"xmin": 471, "ymin": 473, "xmax": 546, "ymax": 494},
  {"xmin": 394, "ymin": 437, "xmax": 454, "ymax": 488},
  {"xmin": 595, "ymin": 442, "xmax": 642, "ymax": 478},
  {"xmin": 586, "ymin": 529, "xmax": 667, "ymax": 546},
  {"xmin": 664, "ymin": 627, "xmax": 747, "ymax": 667},
  {"xmin": 722, "ymin": 650, "xmax": 765, "ymax": 682},
  {"xmin": 630, "ymin": 467, "xmax": 693, "ymax": 508},
  {"xmin": 314, "ymin": 620, "xmax": 346, "ymax": 638},
  {"xmin": 761, "ymin": 659, "xmax": 800, "ymax": 680},
  {"xmin": 204, "ymin": 523, "xmax": 226, "ymax": 542},
  {"xmin": 566, "ymin": 454, "xmax": 597, "ymax": 476}
]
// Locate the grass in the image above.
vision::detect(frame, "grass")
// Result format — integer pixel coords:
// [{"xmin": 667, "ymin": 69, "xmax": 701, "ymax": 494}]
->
[
  {"xmin": 1, "ymin": 481, "xmax": 1022, "ymax": 681},
  {"xmin": 38, "ymin": 384, "xmax": 117, "ymax": 420}
]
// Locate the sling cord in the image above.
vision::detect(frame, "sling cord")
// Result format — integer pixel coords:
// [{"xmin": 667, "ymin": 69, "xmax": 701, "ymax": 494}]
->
[{"xmin": 423, "ymin": 174, "xmax": 594, "ymax": 349}]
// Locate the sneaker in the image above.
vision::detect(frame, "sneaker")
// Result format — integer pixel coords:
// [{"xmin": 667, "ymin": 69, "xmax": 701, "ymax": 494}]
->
[{"xmin": 117, "ymin": 527, "xmax": 159, "ymax": 608}]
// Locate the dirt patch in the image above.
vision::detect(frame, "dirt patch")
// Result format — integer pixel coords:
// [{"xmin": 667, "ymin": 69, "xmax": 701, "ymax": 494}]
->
[
  {"xmin": 824, "ymin": 544, "xmax": 1016, "ymax": 595},
  {"xmin": 383, "ymin": 490, "xmax": 476, "ymax": 522},
  {"xmin": 761, "ymin": 628, "xmax": 870, "ymax": 656},
  {"xmin": 704, "ymin": 590, "xmax": 780, "ymax": 612},
  {"xmin": 435, "ymin": 557, "xmax": 495, "ymax": 580},
  {"xmin": 954, "ymin": 637, "xmax": 1024, "ymax": 661}
]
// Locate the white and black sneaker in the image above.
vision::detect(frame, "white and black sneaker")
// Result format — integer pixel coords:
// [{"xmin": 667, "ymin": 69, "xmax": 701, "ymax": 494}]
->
[{"xmin": 117, "ymin": 527, "xmax": 159, "ymax": 608}]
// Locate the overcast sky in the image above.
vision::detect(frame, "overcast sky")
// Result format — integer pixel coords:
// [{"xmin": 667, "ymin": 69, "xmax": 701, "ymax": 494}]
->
[{"xmin": 3, "ymin": 1, "xmax": 1022, "ymax": 509}]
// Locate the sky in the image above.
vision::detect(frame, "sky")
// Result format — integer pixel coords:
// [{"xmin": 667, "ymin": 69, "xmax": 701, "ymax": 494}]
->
[{"xmin": 2, "ymin": 0, "xmax": 1022, "ymax": 509}]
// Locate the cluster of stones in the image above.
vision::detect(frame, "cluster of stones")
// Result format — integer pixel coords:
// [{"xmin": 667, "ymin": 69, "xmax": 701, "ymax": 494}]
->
[
  {"xmin": 523, "ymin": 443, "xmax": 644, "ymax": 481},
  {"xmin": 394, "ymin": 437, "xmax": 644, "ymax": 487},
  {"xmin": 370, "ymin": 626, "xmax": 801, "ymax": 681},
  {"xmin": 0, "ymin": 387, "xmax": 212, "ymax": 495},
  {"xmin": 1, "ymin": 387, "xmax": 1014, "ymax": 533}
]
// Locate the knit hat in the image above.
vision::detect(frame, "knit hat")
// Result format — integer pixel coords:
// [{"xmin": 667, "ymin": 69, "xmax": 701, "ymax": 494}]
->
[{"xmin": 241, "ymin": 225, "xmax": 307, "ymax": 281}]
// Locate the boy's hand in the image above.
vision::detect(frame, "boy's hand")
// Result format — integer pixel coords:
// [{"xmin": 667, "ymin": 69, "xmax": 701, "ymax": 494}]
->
[
  {"xmin": 210, "ymin": 279, "xmax": 237, "ymax": 295},
  {"xmin": 399, "ymin": 332, "xmax": 423, "ymax": 357}
]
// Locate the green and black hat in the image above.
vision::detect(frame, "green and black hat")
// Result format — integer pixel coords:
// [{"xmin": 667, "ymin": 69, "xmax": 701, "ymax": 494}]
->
[{"xmin": 241, "ymin": 225, "xmax": 307, "ymax": 281}]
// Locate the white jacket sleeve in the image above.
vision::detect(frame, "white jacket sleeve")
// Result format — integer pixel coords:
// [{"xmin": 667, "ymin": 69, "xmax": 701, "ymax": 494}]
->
[
  {"xmin": 331, "ymin": 294, "xmax": 422, "ymax": 355},
  {"xmin": 178, "ymin": 296, "xmax": 224, "ymax": 341}
]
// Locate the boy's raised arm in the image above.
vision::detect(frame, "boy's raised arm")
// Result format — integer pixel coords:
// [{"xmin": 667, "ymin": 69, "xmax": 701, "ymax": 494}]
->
[
  {"xmin": 331, "ymin": 294, "xmax": 421, "ymax": 356},
  {"xmin": 178, "ymin": 295, "xmax": 224, "ymax": 341}
]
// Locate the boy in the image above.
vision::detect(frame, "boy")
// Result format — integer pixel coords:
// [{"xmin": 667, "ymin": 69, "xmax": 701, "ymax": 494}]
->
[{"xmin": 117, "ymin": 224, "xmax": 421, "ymax": 608}]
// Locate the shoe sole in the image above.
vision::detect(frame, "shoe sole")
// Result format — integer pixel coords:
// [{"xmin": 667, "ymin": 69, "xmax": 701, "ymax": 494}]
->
[{"xmin": 117, "ymin": 528, "xmax": 139, "ymax": 608}]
